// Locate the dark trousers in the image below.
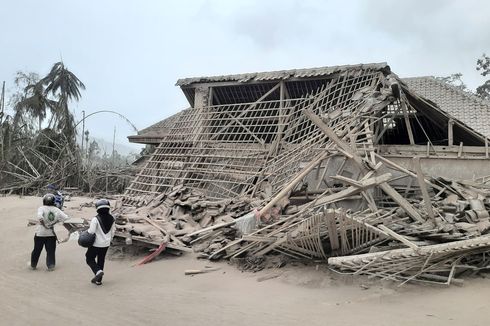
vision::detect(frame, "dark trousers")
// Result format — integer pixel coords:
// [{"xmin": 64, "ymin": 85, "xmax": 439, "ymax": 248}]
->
[
  {"xmin": 31, "ymin": 235, "xmax": 57, "ymax": 268},
  {"xmin": 85, "ymin": 246, "xmax": 109, "ymax": 275}
]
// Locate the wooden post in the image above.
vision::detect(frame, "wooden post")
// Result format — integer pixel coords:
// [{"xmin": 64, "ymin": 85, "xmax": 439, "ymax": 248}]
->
[
  {"xmin": 401, "ymin": 99, "xmax": 415, "ymax": 145},
  {"xmin": 458, "ymin": 142, "xmax": 463, "ymax": 158},
  {"xmin": 208, "ymin": 87, "xmax": 214, "ymax": 106},
  {"xmin": 81, "ymin": 110, "xmax": 85, "ymax": 159},
  {"xmin": 112, "ymin": 125, "xmax": 116, "ymax": 168},
  {"xmin": 448, "ymin": 119, "xmax": 454, "ymax": 146},
  {"xmin": 413, "ymin": 157, "xmax": 436, "ymax": 223},
  {"xmin": 303, "ymin": 108, "xmax": 366, "ymax": 171},
  {"xmin": 325, "ymin": 209, "xmax": 340, "ymax": 252},
  {"xmin": 485, "ymin": 138, "xmax": 489, "ymax": 159}
]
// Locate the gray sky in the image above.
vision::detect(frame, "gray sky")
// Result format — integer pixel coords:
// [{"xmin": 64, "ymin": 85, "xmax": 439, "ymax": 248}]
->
[{"xmin": 1, "ymin": 0, "xmax": 489, "ymax": 151}]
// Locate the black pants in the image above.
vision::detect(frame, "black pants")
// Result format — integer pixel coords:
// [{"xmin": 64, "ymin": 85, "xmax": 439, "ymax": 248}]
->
[
  {"xmin": 31, "ymin": 236, "xmax": 57, "ymax": 268},
  {"xmin": 85, "ymin": 246, "xmax": 109, "ymax": 275}
]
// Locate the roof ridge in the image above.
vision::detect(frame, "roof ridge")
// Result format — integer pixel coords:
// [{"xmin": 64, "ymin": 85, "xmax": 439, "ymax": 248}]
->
[{"xmin": 176, "ymin": 62, "xmax": 388, "ymax": 86}]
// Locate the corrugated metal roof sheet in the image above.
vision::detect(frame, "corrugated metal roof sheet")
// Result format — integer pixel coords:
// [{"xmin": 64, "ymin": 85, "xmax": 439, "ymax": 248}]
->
[
  {"xmin": 402, "ymin": 77, "xmax": 490, "ymax": 138},
  {"xmin": 176, "ymin": 62, "xmax": 389, "ymax": 86}
]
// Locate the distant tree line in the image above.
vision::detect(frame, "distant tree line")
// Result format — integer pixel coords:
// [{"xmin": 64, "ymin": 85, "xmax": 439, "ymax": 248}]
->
[
  {"xmin": 0, "ymin": 62, "xmax": 137, "ymax": 194},
  {"xmin": 437, "ymin": 53, "xmax": 490, "ymax": 100}
]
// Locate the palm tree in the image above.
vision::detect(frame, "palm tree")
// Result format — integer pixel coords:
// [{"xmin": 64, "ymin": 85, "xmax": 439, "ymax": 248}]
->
[
  {"xmin": 14, "ymin": 81, "xmax": 56, "ymax": 131},
  {"xmin": 41, "ymin": 62, "xmax": 85, "ymax": 104},
  {"xmin": 41, "ymin": 62, "xmax": 85, "ymax": 141}
]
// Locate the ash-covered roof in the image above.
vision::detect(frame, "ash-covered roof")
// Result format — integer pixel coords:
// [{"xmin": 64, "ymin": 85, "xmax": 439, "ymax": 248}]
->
[
  {"xmin": 127, "ymin": 109, "xmax": 189, "ymax": 144},
  {"xmin": 176, "ymin": 62, "xmax": 389, "ymax": 86},
  {"xmin": 131, "ymin": 67, "xmax": 490, "ymax": 145},
  {"xmin": 403, "ymin": 77, "xmax": 490, "ymax": 137}
]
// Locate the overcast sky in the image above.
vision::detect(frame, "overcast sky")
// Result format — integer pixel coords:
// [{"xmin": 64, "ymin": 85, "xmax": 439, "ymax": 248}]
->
[{"xmin": 1, "ymin": 0, "xmax": 489, "ymax": 151}]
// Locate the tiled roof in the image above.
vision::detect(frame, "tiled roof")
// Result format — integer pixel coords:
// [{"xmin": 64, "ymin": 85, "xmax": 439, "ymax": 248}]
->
[
  {"xmin": 142, "ymin": 109, "xmax": 190, "ymax": 135},
  {"xmin": 176, "ymin": 62, "xmax": 388, "ymax": 86},
  {"xmin": 402, "ymin": 77, "xmax": 490, "ymax": 137},
  {"xmin": 132, "ymin": 74, "xmax": 490, "ymax": 144},
  {"xmin": 127, "ymin": 109, "xmax": 188, "ymax": 143}
]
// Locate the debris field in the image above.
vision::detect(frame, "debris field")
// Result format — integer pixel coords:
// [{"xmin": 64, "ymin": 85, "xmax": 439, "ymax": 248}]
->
[{"xmin": 110, "ymin": 64, "xmax": 490, "ymax": 285}]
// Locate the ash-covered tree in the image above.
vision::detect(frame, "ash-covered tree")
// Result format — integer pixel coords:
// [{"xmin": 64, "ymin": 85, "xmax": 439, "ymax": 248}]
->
[
  {"xmin": 41, "ymin": 62, "xmax": 86, "ymax": 143},
  {"xmin": 436, "ymin": 73, "xmax": 467, "ymax": 91},
  {"xmin": 476, "ymin": 54, "xmax": 490, "ymax": 100},
  {"xmin": 1, "ymin": 62, "xmax": 86, "ymax": 192}
]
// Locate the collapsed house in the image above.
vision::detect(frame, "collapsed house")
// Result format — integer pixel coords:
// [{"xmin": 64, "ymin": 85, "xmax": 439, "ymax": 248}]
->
[{"xmin": 117, "ymin": 63, "xmax": 490, "ymax": 285}]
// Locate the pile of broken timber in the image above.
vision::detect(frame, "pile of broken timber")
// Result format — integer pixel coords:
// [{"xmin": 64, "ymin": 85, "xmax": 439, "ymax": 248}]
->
[
  {"xmin": 113, "ymin": 136, "xmax": 490, "ymax": 285},
  {"xmin": 114, "ymin": 185, "xmax": 263, "ymax": 255},
  {"xmin": 114, "ymin": 160, "xmax": 490, "ymax": 286},
  {"xmin": 114, "ymin": 83, "xmax": 490, "ymax": 285}
]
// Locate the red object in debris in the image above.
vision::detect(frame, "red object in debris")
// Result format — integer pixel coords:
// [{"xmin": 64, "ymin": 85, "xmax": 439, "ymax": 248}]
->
[{"xmin": 134, "ymin": 242, "xmax": 167, "ymax": 266}]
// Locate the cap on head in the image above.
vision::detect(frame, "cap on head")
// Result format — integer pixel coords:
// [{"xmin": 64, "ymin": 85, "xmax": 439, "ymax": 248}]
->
[
  {"xmin": 43, "ymin": 194, "xmax": 56, "ymax": 206},
  {"xmin": 95, "ymin": 198, "xmax": 110, "ymax": 212}
]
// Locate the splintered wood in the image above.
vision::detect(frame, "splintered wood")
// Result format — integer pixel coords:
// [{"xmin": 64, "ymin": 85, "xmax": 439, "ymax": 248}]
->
[{"xmin": 113, "ymin": 65, "xmax": 490, "ymax": 286}]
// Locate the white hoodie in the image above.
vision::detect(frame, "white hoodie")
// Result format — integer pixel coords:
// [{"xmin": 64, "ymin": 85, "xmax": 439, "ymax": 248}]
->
[{"xmin": 88, "ymin": 216, "xmax": 116, "ymax": 248}]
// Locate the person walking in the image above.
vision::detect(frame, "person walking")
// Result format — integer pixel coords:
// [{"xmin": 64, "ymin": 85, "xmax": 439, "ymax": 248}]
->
[
  {"xmin": 85, "ymin": 199, "xmax": 115, "ymax": 285},
  {"xmin": 31, "ymin": 194, "xmax": 70, "ymax": 271}
]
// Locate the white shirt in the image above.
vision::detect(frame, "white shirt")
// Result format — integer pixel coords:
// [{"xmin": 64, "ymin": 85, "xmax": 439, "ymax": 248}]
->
[
  {"xmin": 88, "ymin": 216, "xmax": 115, "ymax": 248},
  {"xmin": 36, "ymin": 206, "xmax": 70, "ymax": 237}
]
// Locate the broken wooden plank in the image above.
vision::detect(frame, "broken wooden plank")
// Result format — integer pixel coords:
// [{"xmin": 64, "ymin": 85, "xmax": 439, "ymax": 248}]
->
[
  {"xmin": 378, "ymin": 182, "xmax": 425, "ymax": 223},
  {"xmin": 314, "ymin": 173, "xmax": 392, "ymax": 206},
  {"xmin": 258, "ymin": 150, "xmax": 330, "ymax": 218},
  {"xmin": 378, "ymin": 225, "xmax": 419, "ymax": 250},
  {"xmin": 412, "ymin": 157, "xmax": 436, "ymax": 223},
  {"xmin": 184, "ymin": 267, "xmax": 221, "ymax": 275},
  {"xmin": 303, "ymin": 108, "xmax": 366, "ymax": 170},
  {"xmin": 325, "ymin": 209, "xmax": 340, "ymax": 252}
]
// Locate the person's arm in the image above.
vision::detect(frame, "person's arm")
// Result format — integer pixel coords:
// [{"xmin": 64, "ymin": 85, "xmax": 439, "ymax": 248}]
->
[
  {"xmin": 88, "ymin": 218, "xmax": 97, "ymax": 234},
  {"xmin": 57, "ymin": 209, "xmax": 70, "ymax": 223},
  {"xmin": 37, "ymin": 207, "xmax": 45, "ymax": 226},
  {"xmin": 110, "ymin": 221, "xmax": 116, "ymax": 240}
]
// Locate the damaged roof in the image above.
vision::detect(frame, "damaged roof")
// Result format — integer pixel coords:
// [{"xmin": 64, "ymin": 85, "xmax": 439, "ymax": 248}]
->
[
  {"xmin": 128, "ymin": 109, "xmax": 188, "ymax": 144},
  {"xmin": 131, "ymin": 65, "xmax": 490, "ymax": 145},
  {"xmin": 176, "ymin": 62, "xmax": 389, "ymax": 86},
  {"xmin": 403, "ymin": 77, "xmax": 490, "ymax": 138}
]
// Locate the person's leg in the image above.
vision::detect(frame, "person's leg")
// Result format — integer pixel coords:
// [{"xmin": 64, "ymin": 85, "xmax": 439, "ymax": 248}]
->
[
  {"xmin": 30, "ymin": 236, "xmax": 44, "ymax": 269},
  {"xmin": 96, "ymin": 247, "xmax": 109, "ymax": 271},
  {"xmin": 95, "ymin": 247, "xmax": 109, "ymax": 284},
  {"xmin": 44, "ymin": 236, "xmax": 57, "ymax": 270},
  {"xmin": 85, "ymin": 246, "xmax": 99, "ymax": 275}
]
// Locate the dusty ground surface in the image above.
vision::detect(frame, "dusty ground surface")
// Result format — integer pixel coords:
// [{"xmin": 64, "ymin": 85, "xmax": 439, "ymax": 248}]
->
[{"xmin": 1, "ymin": 195, "xmax": 490, "ymax": 326}]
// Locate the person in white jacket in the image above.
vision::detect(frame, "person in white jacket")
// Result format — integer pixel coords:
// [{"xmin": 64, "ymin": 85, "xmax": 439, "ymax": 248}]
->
[
  {"xmin": 31, "ymin": 194, "xmax": 70, "ymax": 271},
  {"xmin": 85, "ymin": 199, "xmax": 115, "ymax": 285}
]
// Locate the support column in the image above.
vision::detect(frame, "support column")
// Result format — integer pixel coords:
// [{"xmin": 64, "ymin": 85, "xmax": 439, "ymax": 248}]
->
[
  {"xmin": 194, "ymin": 86, "xmax": 210, "ymax": 109},
  {"xmin": 448, "ymin": 119, "xmax": 454, "ymax": 146}
]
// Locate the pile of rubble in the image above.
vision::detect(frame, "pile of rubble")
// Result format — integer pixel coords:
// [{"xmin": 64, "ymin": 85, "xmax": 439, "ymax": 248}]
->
[
  {"xmin": 114, "ymin": 185, "xmax": 264, "ymax": 255},
  {"xmin": 113, "ymin": 64, "xmax": 490, "ymax": 286},
  {"xmin": 113, "ymin": 157, "xmax": 490, "ymax": 286}
]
